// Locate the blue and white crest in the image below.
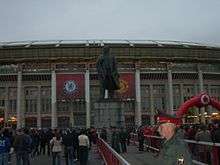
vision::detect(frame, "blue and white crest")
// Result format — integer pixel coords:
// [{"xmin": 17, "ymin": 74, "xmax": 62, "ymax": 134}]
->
[{"xmin": 63, "ymin": 80, "xmax": 77, "ymax": 94}]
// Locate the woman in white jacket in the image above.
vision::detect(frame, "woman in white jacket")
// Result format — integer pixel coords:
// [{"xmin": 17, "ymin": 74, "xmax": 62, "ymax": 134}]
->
[
  {"xmin": 50, "ymin": 132, "xmax": 62, "ymax": 165},
  {"xmin": 78, "ymin": 130, "xmax": 90, "ymax": 165}
]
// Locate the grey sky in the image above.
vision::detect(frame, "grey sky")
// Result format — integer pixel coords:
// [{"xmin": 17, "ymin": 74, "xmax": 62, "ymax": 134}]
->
[{"xmin": 0, "ymin": 0, "xmax": 220, "ymax": 43}]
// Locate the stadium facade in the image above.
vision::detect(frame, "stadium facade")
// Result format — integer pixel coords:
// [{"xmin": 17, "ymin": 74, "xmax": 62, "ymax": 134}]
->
[{"xmin": 0, "ymin": 40, "xmax": 220, "ymax": 129}]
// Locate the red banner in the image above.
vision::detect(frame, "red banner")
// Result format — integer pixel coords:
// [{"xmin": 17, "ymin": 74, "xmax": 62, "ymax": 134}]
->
[
  {"xmin": 116, "ymin": 73, "xmax": 135, "ymax": 99},
  {"xmin": 56, "ymin": 74, "xmax": 85, "ymax": 100}
]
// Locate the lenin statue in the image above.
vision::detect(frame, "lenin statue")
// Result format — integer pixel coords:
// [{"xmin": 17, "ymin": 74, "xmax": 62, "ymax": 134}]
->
[{"xmin": 96, "ymin": 46, "xmax": 120, "ymax": 99}]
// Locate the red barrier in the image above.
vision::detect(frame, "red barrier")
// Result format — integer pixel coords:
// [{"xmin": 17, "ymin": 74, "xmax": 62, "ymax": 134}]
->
[
  {"xmin": 97, "ymin": 138, "xmax": 130, "ymax": 165},
  {"xmin": 211, "ymin": 146, "xmax": 219, "ymax": 165}
]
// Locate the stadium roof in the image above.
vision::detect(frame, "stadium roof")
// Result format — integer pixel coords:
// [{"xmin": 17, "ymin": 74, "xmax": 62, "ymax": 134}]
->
[{"xmin": 0, "ymin": 40, "xmax": 220, "ymax": 49}]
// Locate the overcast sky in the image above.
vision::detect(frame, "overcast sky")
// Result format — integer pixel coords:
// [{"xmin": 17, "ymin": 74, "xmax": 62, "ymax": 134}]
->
[{"xmin": 0, "ymin": 0, "xmax": 220, "ymax": 44}]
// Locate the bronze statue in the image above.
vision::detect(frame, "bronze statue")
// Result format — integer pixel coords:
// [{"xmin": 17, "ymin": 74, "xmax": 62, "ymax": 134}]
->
[{"xmin": 96, "ymin": 46, "xmax": 120, "ymax": 99}]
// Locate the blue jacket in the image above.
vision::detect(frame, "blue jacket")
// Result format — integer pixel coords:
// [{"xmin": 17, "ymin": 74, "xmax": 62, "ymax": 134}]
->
[{"xmin": 0, "ymin": 136, "xmax": 11, "ymax": 154}]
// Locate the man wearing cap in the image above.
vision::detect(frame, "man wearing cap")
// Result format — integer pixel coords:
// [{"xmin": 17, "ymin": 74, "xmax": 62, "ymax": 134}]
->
[{"xmin": 156, "ymin": 114, "xmax": 192, "ymax": 165}]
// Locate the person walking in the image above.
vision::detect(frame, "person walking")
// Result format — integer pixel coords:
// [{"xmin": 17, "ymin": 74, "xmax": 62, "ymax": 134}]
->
[
  {"xmin": 78, "ymin": 130, "xmax": 90, "ymax": 165},
  {"xmin": 46, "ymin": 129, "xmax": 53, "ymax": 156},
  {"xmin": 31, "ymin": 129, "xmax": 40, "ymax": 157},
  {"xmin": 39, "ymin": 130, "xmax": 47, "ymax": 155},
  {"xmin": 50, "ymin": 132, "xmax": 62, "ymax": 165},
  {"xmin": 212, "ymin": 123, "xmax": 220, "ymax": 143},
  {"xmin": 137, "ymin": 126, "xmax": 144, "ymax": 152},
  {"xmin": 156, "ymin": 114, "xmax": 193, "ymax": 165},
  {"xmin": 13, "ymin": 129, "xmax": 32, "ymax": 165},
  {"xmin": 111, "ymin": 127, "xmax": 121, "ymax": 153},
  {"xmin": 63, "ymin": 130, "xmax": 75, "ymax": 165},
  {"xmin": 119, "ymin": 128, "xmax": 127, "ymax": 153}
]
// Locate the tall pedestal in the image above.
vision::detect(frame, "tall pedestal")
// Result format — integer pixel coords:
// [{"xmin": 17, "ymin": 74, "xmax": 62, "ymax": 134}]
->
[{"xmin": 94, "ymin": 99, "xmax": 125, "ymax": 128}]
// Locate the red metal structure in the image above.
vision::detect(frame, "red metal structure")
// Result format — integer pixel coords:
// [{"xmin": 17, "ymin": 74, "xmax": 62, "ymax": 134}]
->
[{"xmin": 176, "ymin": 92, "xmax": 220, "ymax": 118}]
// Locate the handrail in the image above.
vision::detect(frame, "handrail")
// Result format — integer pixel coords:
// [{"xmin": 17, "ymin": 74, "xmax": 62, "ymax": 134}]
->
[
  {"xmin": 192, "ymin": 160, "xmax": 209, "ymax": 165},
  {"xmin": 144, "ymin": 135, "xmax": 164, "ymax": 139},
  {"xmin": 131, "ymin": 133, "xmax": 220, "ymax": 146},
  {"xmin": 184, "ymin": 139, "xmax": 220, "ymax": 146}
]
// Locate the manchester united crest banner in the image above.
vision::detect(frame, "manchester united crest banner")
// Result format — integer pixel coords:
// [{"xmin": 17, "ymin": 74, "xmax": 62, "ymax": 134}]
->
[
  {"xmin": 116, "ymin": 73, "xmax": 135, "ymax": 99},
  {"xmin": 56, "ymin": 74, "xmax": 85, "ymax": 100}
]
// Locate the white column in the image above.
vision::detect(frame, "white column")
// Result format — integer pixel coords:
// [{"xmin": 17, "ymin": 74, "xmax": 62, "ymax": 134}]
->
[
  {"xmin": 37, "ymin": 86, "xmax": 41, "ymax": 128},
  {"xmin": 180, "ymin": 84, "xmax": 184, "ymax": 104},
  {"xmin": 198, "ymin": 69, "xmax": 205, "ymax": 123},
  {"xmin": 207, "ymin": 84, "xmax": 211, "ymax": 95},
  {"xmin": 135, "ymin": 69, "xmax": 142, "ymax": 127},
  {"xmin": 16, "ymin": 71, "xmax": 22, "ymax": 129},
  {"xmin": 85, "ymin": 69, "xmax": 90, "ymax": 128},
  {"xmin": 70, "ymin": 102, "xmax": 74, "ymax": 127},
  {"xmin": 207, "ymin": 84, "xmax": 211, "ymax": 115},
  {"xmin": 51, "ymin": 71, "xmax": 57, "ymax": 129},
  {"xmin": 199, "ymin": 70, "xmax": 204, "ymax": 92},
  {"xmin": 4, "ymin": 87, "xmax": 9, "ymax": 127},
  {"xmin": 149, "ymin": 84, "xmax": 155, "ymax": 125},
  {"xmin": 168, "ymin": 69, "xmax": 174, "ymax": 114}
]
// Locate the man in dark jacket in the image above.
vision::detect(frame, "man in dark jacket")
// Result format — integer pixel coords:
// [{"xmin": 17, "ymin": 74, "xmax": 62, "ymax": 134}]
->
[
  {"xmin": 212, "ymin": 123, "xmax": 220, "ymax": 143},
  {"xmin": 46, "ymin": 129, "xmax": 53, "ymax": 156},
  {"xmin": 111, "ymin": 127, "xmax": 121, "ymax": 153},
  {"xmin": 119, "ymin": 128, "xmax": 127, "ymax": 153},
  {"xmin": 138, "ymin": 127, "xmax": 144, "ymax": 151},
  {"xmin": 13, "ymin": 128, "xmax": 32, "ymax": 165},
  {"xmin": 63, "ymin": 130, "xmax": 75, "ymax": 165}
]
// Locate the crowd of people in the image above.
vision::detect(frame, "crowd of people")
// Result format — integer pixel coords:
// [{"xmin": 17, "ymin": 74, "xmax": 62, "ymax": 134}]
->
[
  {"xmin": 0, "ymin": 127, "xmax": 97, "ymax": 165},
  {"xmin": 183, "ymin": 123, "xmax": 220, "ymax": 163},
  {"xmin": 0, "ymin": 125, "xmax": 133, "ymax": 165},
  {"xmin": 0, "ymin": 121, "xmax": 219, "ymax": 165}
]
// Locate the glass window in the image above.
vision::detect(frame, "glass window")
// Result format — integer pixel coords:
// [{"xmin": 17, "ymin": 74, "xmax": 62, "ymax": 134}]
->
[
  {"xmin": 90, "ymin": 86, "xmax": 100, "ymax": 100},
  {"xmin": 9, "ymin": 88, "xmax": 16, "ymax": 98},
  {"xmin": 173, "ymin": 85, "xmax": 181, "ymax": 110},
  {"xmin": 210, "ymin": 85, "xmax": 220, "ymax": 100},
  {"xmin": 57, "ymin": 101, "xmax": 69, "ymax": 112},
  {"xmin": 74, "ymin": 114, "xmax": 86, "ymax": 126},
  {"xmin": 123, "ymin": 102, "xmax": 135, "ymax": 113},
  {"xmin": 25, "ymin": 87, "xmax": 38, "ymax": 114},
  {"xmin": 0, "ymin": 100, "xmax": 5, "ymax": 107},
  {"xmin": 41, "ymin": 98, "xmax": 51, "ymax": 113},
  {"xmin": 183, "ymin": 85, "xmax": 195, "ymax": 97},
  {"xmin": 153, "ymin": 85, "xmax": 166, "ymax": 112},
  {"xmin": 58, "ymin": 117, "xmax": 69, "ymax": 128},
  {"xmin": 25, "ymin": 100, "xmax": 29, "ymax": 113},
  {"xmin": 141, "ymin": 86, "xmax": 150, "ymax": 112},
  {"xmin": 9, "ymin": 100, "xmax": 16, "ymax": 113},
  {"xmin": 40, "ymin": 87, "xmax": 51, "ymax": 113},
  {"xmin": 0, "ymin": 88, "xmax": 6, "ymax": 98}
]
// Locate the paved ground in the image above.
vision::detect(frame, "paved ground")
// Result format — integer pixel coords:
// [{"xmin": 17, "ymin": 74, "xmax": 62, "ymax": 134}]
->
[
  {"xmin": 121, "ymin": 145, "xmax": 160, "ymax": 165},
  {"xmin": 11, "ymin": 145, "xmax": 104, "ymax": 165}
]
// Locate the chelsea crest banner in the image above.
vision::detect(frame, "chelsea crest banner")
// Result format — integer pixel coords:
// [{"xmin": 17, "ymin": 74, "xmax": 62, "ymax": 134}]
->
[
  {"xmin": 56, "ymin": 74, "xmax": 85, "ymax": 100},
  {"xmin": 116, "ymin": 73, "xmax": 135, "ymax": 99}
]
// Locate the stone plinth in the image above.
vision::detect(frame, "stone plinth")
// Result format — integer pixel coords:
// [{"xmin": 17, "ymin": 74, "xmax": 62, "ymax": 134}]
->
[{"xmin": 94, "ymin": 99, "xmax": 125, "ymax": 128}]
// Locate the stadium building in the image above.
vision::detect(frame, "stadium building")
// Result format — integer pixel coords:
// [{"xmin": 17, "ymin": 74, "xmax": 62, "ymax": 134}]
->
[{"xmin": 0, "ymin": 40, "xmax": 220, "ymax": 129}]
